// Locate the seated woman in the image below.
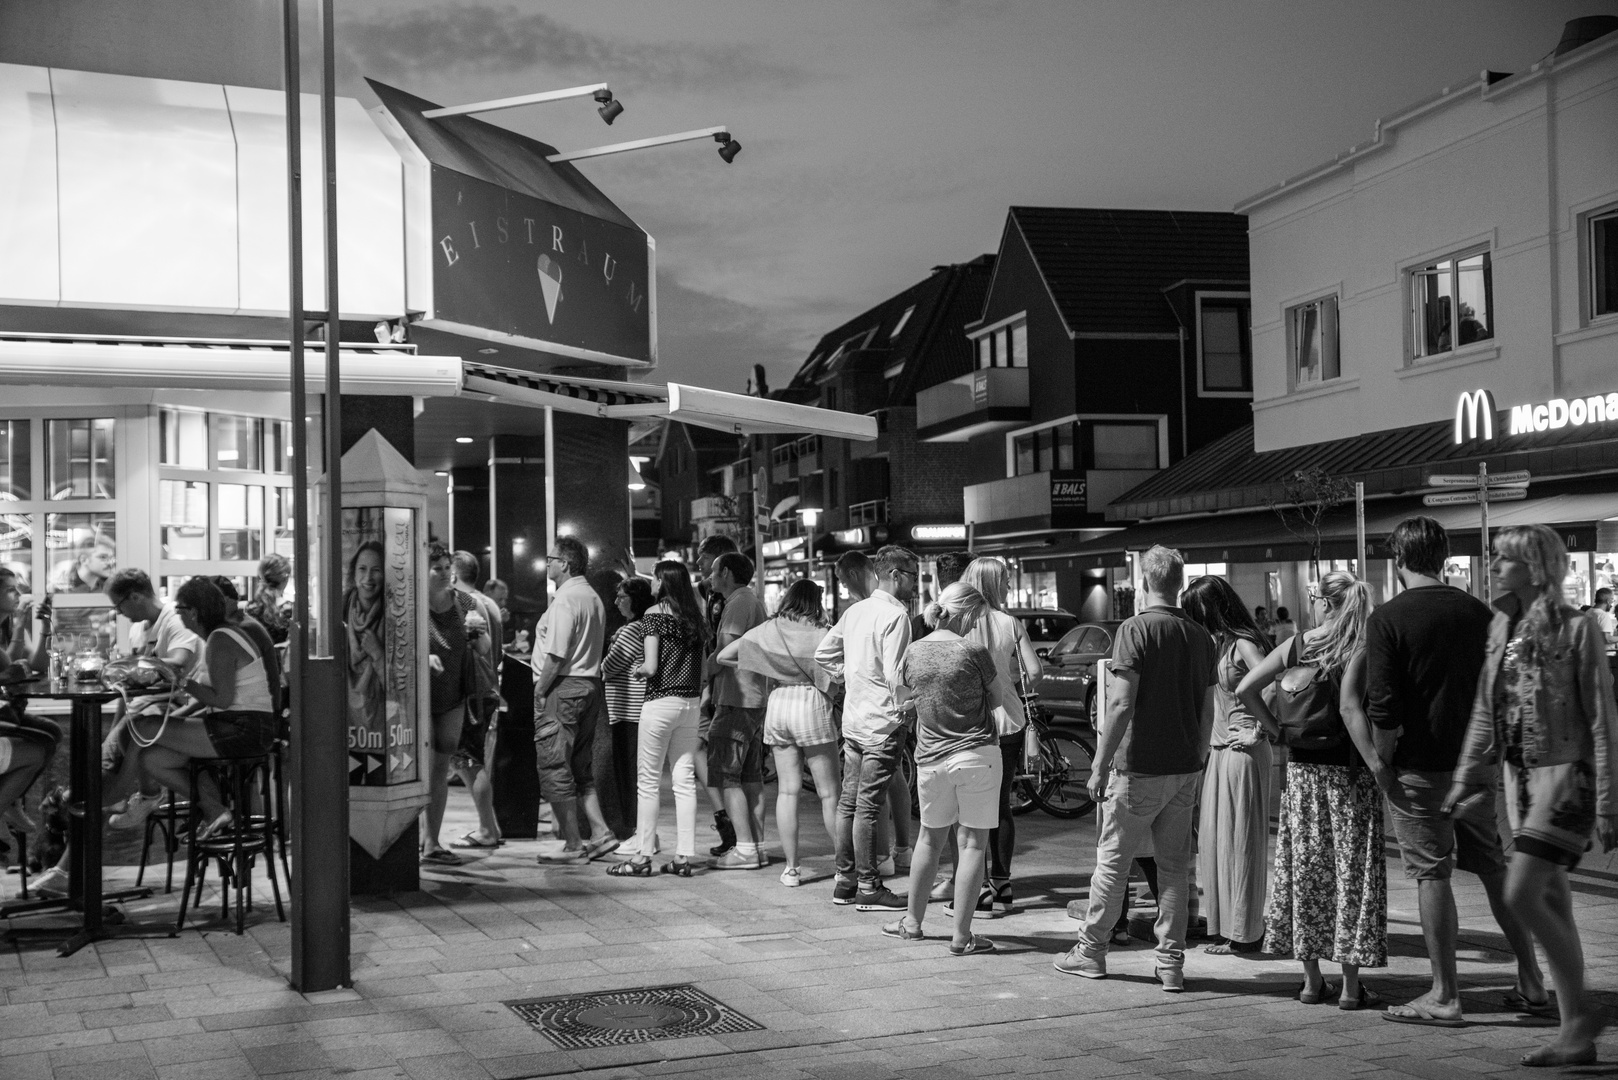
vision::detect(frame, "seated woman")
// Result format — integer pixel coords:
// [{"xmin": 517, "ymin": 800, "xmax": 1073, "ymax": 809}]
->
[
  {"xmin": 1, "ymin": 567, "xmax": 56, "ymax": 842},
  {"xmin": 120, "ymin": 578, "xmax": 279, "ymax": 837}
]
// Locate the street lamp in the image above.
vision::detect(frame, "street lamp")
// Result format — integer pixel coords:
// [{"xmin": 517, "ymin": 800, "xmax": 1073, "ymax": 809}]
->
[
  {"xmin": 547, "ymin": 127, "xmax": 742, "ymax": 165},
  {"xmin": 423, "ymin": 82, "xmax": 624, "ymax": 124},
  {"xmin": 798, "ymin": 507, "xmax": 820, "ymax": 580}
]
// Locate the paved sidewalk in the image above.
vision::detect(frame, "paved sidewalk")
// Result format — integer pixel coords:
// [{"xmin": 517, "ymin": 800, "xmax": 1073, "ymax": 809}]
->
[{"xmin": 5, "ymin": 787, "xmax": 1618, "ymax": 1079}]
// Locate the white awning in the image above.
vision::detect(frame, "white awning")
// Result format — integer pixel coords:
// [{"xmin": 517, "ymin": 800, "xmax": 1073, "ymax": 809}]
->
[
  {"xmin": 0, "ymin": 335, "xmax": 462, "ymax": 396},
  {"xmin": 461, "ymin": 363, "xmax": 877, "ymax": 441}
]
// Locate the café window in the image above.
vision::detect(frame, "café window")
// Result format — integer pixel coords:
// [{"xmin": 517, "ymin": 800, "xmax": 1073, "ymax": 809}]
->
[
  {"xmin": 975, "ymin": 316, "xmax": 1028, "ymax": 370},
  {"xmin": 1197, "ymin": 296, "xmax": 1252, "ymax": 395},
  {"xmin": 1592, "ymin": 207, "xmax": 1618, "ymax": 320},
  {"xmin": 47, "ymin": 418, "xmax": 116, "ymax": 499},
  {"xmin": 160, "ymin": 480, "xmax": 209, "ymax": 560},
  {"xmin": 0, "ymin": 420, "xmax": 29, "ymax": 500},
  {"xmin": 158, "ymin": 407, "xmax": 293, "ymax": 573},
  {"xmin": 1289, "ymin": 295, "xmax": 1340, "ymax": 388},
  {"xmin": 46, "ymin": 512, "xmax": 117, "ymax": 594},
  {"xmin": 1411, "ymin": 247, "xmax": 1493, "ymax": 360}
]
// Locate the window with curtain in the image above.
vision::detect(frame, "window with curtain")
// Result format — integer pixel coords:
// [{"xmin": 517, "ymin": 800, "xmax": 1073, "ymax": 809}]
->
[
  {"xmin": 1411, "ymin": 248, "xmax": 1493, "ymax": 359},
  {"xmin": 1289, "ymin": 295, "xmax": 1340, "ymax": 388}
]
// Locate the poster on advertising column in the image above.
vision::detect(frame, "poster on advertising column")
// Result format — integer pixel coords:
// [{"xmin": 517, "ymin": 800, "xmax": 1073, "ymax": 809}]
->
[
  {"xmin": 342, "ymin": 506, "xmax": 418, "ymax": 786},
  {"xmin": 1050, "ymin": 471, "xmax": 1090, "ymax": 529},
  {"xmin": 430, "ymin": 166, "xmax": 653, "ymax": 365}
]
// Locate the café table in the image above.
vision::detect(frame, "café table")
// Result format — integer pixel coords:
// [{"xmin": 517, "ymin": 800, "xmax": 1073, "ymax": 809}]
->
[{"xmin": 0, "ymin": 679, "xmax": 152, "ymax": 955}]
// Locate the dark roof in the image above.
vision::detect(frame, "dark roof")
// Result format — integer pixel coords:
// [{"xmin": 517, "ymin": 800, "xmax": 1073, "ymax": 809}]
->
[
  {"xmin": 1006, "ymin": 207, "xmax": 1248, "ymax": 336},
  {"xmin": 785, "ymin": 255, "xmax": 994, "ymax": 405},
  {"xmin": 1108, "ymin": 416, "xmax": 1618, "ymax": 521},
  {"xmin": 368, "ymin": 80, "xmax": 641, "ymax": 231}
]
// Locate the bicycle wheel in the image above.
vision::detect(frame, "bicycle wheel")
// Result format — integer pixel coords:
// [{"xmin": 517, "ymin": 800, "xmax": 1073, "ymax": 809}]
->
[{"xmin": 1028, "ymin": 730, "xmax": 1097, "ymax": 819}]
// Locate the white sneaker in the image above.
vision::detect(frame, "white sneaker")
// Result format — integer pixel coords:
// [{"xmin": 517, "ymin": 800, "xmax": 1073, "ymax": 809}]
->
[
  {"xmin": 108, "ymin": 792, "xmax": 164, "ymax": 831},
  {"xmin": 30, "ymin": 866, "xmax": 69, "ymax": 898},
  {"xmin": 893, "ymin": 845, "xmax": 913, "ymax": 873},
  {"xmin": 877, "ymin": 854, "xmax": 896, "ymax": 878},
  {"xmin": 779, "ymin": 866, "xmax": 802, "ymax": 887}
]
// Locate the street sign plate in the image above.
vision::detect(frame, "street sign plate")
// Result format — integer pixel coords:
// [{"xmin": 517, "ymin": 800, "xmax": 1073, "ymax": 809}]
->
[
  {"xmin": 1426, "ymin": 470, "xmax": 1531, "ymax": 487},
  {"xmin": 1422, "ymin": 488, "xmax": 1529, "ymax": 507}
]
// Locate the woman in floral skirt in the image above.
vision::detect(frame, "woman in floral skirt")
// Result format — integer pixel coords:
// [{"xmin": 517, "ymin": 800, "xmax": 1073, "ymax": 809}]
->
[{"xmin": 1237, "ymin": 570, "xmax": 1386, "ymax": 1009}]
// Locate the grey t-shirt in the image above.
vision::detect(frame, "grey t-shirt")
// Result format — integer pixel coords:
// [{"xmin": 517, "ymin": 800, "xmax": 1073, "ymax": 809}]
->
[
  {"xmin": 900, "ymin": 632, "xmax": 997, "ymax": 766},
  {"xmin": 1109, "ymin": 606, "xmax": 1216, "ymax": 776}
]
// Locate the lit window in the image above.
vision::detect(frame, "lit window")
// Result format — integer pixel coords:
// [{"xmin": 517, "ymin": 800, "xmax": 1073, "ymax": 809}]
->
[
  {"xmin": 1411, "ymin": 248, "xmax": 1493, "ymax": 360},
  {"xmin": 160, "ymin": 480, "xmax": 209, "ymax": 560},
  {"xmin": 1289, "ymin": 296, "xmax": 1340, "ymax": 388},
  {"xmin": 211, "ymin": 414, "xmax": 263, "ymax": 471},
  {"xmin": 218, "ymin": 484, "xmax": 264, "ymax": 562},
  {"xmin": 46, "ymin": 512, "xmax": 117, "ymax": 593},
  {"xmin": 46, "ymin": 419, "xmax": 115, "ymax": 499},
  {"xmin": 160, "ymin": 409, "xmax": 207, "ymax": 468},
  {"xmin": 1593, "ymin": 208, "xmax": 1618, "ymax": 319},
  {"xmin": 1198, "ymin": 299, "xmax": 1251, "ymax": 393},
  {"xmin": 0, "ymin": 420, "xmax": 30, "ymax": 500}
]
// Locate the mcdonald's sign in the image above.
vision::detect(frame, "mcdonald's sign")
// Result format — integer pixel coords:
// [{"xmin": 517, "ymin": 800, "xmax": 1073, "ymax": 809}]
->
[{"xmin": 1453, "ymin": 389, "xmax": 1496, "ymax": 445}]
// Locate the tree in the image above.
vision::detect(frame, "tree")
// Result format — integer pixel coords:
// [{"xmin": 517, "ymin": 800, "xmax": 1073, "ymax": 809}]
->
[{"xmin": 1268, "ymin": 466, "xmax": 1355, "ymax": 581}]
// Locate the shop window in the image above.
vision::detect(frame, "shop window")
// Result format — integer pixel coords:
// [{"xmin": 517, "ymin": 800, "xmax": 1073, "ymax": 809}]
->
[
  {"xmin": 46, "ymin": 419, "xmax": 115, "ymax": 500},
  {"xmin": 1183, "ymin": 562, "xmax": 1229, "ymax": 580},
  {"xmin": 273, "ymin": 486, "xmax": 296, "ymax": 556},
  {"xmin": 1198, "ymin": 298, "xmax": 1251, "ymax": 394},
  {"xmin": 160, "ymin": 409, "xmax": 207, "ymax": 468},
  {"xmin": 270, "ymin": 420, "xmax": 293, "ymax": 473},
  {"xmin": 46, "ymin": 512, "xmax": 116, "ymax": 594},
  {"xmin": 160, "ymin": 480, "xmax": 209, "ymax": 561},
  {"xmin": 1091, "ymin": 424, "xmax": 1158, "ymax": 470},
  {"xmin": 1012, "ymin": 423, "xmax": 1077, "ymax": 477},
  {"xmin": 211, "ymin": 414, "xmax": 263, "ymax": 471},
  {"xmin": 1, "ymin": 513, "xmax": 32, "ymax": 592},
  {"xmin": 217, "ymin": 484, "xmax": 264, "ymax": 562},
  {"xmin": 1593, "ymin": 208, "xmax": 1618, "ymax": 319},
  {"xmin": 974, "ymin": 316, "xmax": 1029, "ymax": 369},
  {"xmin": 1411, "ymin": 248, "xmax": 1493, "ymax": 360},
  {"xmin": 0, "ymin": 420, "xmax": 29, "ymax": 500},
  {"xmin": 1289, "ymin": 296, "xmax": 1340, "ymax": 388}
]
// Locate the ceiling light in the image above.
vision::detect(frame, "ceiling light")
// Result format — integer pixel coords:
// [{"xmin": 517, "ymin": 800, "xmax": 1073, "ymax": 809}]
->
[
  {"xmin": 434, "ymin": 471, "xmax": 449, "ymax": 477},
  {"xmin": 478, "ymin": 347, "xmax": 498, "ymax": 355},
  {"xmin": 627, "ymin": 460, "xmax": 646, "ymax": 491},
  {"xmin": 593, "ymin": 88, "xmax": 624, "ymax": 125},
  {"xmin": 456, "ymin": 437, "xmax": 474, "ymax": 444}
]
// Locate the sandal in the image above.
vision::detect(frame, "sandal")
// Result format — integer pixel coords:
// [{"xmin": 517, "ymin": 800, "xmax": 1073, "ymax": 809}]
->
[
  {"xmin": 420, "ymin": 848, "xmax": 463, "ymax": 866},
  {"xmin": 659, "ymin": 858, "xmax": 695, "ymax": 877},
  {"xmin": 949, "ymin": 934, "xmax": 997, "ymax": 956},
  {"xmin": 882, "ymin": 917, "xmax": 924, "ymax": 941},
  {"xmin": 1502, "ymin": 988, "xmax": 1556, "ymax": 1017},
  {"xmin": 450, "ymin": 833, "xmax": 500, "ymax": 849},
  {"xmin": 606, "ymin": 858, "xmax": 653, "ymax": 877},
  {"xmin": 1339, "ymin": 985, "xmax": 1384, "ymax": 1011},
  {"xmin": 1298, "ymin": 980, "xmax": 1340, "ymax": 1005}
]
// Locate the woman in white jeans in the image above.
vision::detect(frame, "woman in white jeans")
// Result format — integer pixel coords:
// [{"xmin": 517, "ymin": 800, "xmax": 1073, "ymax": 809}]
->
[{"xmin": 608, "ymin": 560, "xmax": 710, "ymax": 877}]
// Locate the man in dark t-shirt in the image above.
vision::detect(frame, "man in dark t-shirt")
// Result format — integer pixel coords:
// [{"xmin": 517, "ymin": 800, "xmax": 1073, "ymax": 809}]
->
[
  {"xmin": 1368, "ymin": 517, "xmax": 1544, "ymax": 1024},
  {"xmin": 1055, "ymin": 545, "xmax": 1215, "ymax": 993}
]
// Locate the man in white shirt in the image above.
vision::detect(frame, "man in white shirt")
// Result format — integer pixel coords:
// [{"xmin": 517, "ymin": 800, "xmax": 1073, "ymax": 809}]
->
[
  {"xmin": 816, "ymin": 544, "xmax": 918, "ymax": 911},
  {"xmin": 531, "ymin": 536, "xmax": 616, "ymax": 862},
  {"xmin": 1592, "ymin": 588, "xmax": 1617, "ymax": 649}
]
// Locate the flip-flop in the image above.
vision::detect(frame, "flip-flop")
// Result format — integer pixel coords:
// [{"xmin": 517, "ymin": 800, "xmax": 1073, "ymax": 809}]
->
[
  {"xmin": 1382, "ymin": 1002, "xmax": 1467, "ymax": 1027},
  {"xmin": 420, "ymin": 848, "xmax": 463, "ymax": 866},
  {"xmin": 1503, "ymin": 989, "xmax": 1556, "ymax": 1016},
  {"xmin": 450, "ymin": 834, "xmax": 500, "ymax": 849},
  {"xmin": 583, "ymin": 836, "xmax": 622, "ymax": 862}
]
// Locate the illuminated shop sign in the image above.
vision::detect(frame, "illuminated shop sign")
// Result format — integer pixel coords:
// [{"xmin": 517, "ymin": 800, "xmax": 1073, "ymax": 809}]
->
[
  {"xmin": 1453, "ymin": 387, "xmax": 1618, "ymax": 444},
  {"xmin": 910, "ymin": 524, "xmax": 967, "ymax": 542}
]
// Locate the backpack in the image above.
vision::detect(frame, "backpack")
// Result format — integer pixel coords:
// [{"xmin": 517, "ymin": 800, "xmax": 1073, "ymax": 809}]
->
[{"xmin": 1273, "ymin": 635, "xmax": 1346, "ymax": 750}]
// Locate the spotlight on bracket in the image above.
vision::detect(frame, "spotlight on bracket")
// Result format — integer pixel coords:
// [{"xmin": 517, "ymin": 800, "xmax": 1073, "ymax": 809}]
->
[
  {"xmin": 593, "ymin": 88, "xmax": 624, "ymax": 125},
  {"xmin": 715, "ymin": 131, "xmax": 742, "ymax": 164}
]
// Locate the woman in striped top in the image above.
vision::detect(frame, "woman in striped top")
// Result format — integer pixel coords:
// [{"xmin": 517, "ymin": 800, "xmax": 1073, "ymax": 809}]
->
[
  {"xmin": 717, "ymin": 578, "xmax": 841, "ymax": 887},
  {"xmin": 610, "ymin": 561, "xmax": 710, "ymax": 877},
  {"xmin": 602, "ymin": 577, "xmax": 655, "ymax": 853}
]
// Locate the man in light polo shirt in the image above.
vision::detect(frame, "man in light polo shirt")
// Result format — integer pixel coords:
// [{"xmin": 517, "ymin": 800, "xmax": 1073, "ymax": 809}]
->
[{"xmin": 531, "ymin": 535, "xmax": 616, "ymax": 862}]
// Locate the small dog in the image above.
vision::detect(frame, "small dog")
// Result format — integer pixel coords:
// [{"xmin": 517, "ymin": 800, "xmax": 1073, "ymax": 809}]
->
[{"xmin": 29, "ymin": 785, "xmax": 70, "ymax": 873}]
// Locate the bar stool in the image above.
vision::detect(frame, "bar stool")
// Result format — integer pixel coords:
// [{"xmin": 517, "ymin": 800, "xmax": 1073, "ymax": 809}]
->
[
  {"xmin": 135, "ymin": 791, "xmax": 192, "ymax": 894},
  {"xmin": 174, "ymin": 753, "xmax": 285, "ymax": 935}
]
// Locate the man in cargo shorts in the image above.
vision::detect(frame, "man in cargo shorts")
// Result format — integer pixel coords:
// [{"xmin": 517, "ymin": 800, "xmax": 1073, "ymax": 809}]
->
[{"xmin": 706, "ymin": 551, "xmax": 770, "ymax": 869}]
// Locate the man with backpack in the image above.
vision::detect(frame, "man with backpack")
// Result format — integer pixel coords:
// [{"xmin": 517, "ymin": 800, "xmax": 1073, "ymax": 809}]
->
[
  {"xmin": 1055, "ymin": 545, "xmax": 1216, "ymax": 992},
  {"xmin": 1367, "ymin": 517, "xmax": 1545, "ymax": 1025}
]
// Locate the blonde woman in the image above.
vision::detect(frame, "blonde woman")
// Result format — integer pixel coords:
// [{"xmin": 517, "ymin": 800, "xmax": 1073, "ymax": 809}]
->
[
  {"xmin": 952, "ymin": 556, "xmax": 1041, "ymax": 915},
  {"xmin": 1237, "ymin": 570, "xmax": 1386, "ymax": 1010},
  {"xmin": 1447, "ymin": 526, "xmax": 1618, "ymax": 1067}
]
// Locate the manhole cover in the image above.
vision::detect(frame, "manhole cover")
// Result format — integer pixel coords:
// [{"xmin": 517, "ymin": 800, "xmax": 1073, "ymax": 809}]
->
[{"xmin": 506, "ymin": 983, "xmax": 764, "ymax": 1049}]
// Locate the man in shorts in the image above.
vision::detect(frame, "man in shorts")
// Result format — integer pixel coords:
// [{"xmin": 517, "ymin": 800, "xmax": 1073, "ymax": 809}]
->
[
  {"xmin": 707, "ymin": 551, "xmax": 770, "ymax": 869},
  {"xmin": 696, "ymin": 534, "xmax": 740, "ymax": 853},
  {"xmin": 1368, "ymin": 516, "xmax": 1545, "ymax": 1025}
]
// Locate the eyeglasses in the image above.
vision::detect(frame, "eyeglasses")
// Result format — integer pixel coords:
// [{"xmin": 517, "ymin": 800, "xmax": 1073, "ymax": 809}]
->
[
  {"xmin": 893, "ymin": 567, "xmax": 919, "ymax": 581},
  {"xmin": 1308, "ymin": 591, "xmax": 1324, "ymax": 603},
  {"xmin": 546, "ymin": 554, "xmax": 567, "ymax": 565}
]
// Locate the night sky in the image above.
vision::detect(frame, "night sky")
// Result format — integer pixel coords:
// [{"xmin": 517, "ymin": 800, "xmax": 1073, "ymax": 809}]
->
[{"xmin": 330, "ymin": 0, "xmax": 1618, "ymax": 390}]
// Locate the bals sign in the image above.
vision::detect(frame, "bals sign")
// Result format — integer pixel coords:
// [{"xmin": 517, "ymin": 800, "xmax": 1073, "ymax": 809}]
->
[{"xmin": 431, "ymin": 166, "xmax": 652, "ymax": 365}]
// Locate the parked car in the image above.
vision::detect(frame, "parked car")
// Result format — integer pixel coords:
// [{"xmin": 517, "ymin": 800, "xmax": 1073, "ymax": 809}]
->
[
  {"xmin": 1008, "ymin": 608, "xmax": 1080, "ymax": 653},
  {"xmin": 1035, "ymin": 620, "xmax": 1121, "ymax": 726}
]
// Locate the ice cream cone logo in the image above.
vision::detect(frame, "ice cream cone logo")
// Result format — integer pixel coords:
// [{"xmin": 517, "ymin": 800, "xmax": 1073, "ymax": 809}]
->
[{"xmin": 537, "ymin": 254, "xmax": 563, "ymax": 324}]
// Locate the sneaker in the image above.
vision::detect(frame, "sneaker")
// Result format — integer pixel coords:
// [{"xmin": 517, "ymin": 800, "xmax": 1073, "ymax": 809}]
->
[
  {"xmin": 780, "ymin": 866, "xmax": 802, "ymax": 888},
  {"xmin": 709, "ymin": 810, "xmax": 737, "ymax": 857},
  {"xmin": 893, "ymin": 845, "xmax": 913, "ymax": 873},
  {"xmin": 713, "ymin": 848, "xmax": 765, "ymax": 871},
  {"xmin": 929, "ymin": 875, "xmax": 955, "ymax": 902},
  {"xmin": 1156, "ymin": 966, "xmax": 1185, "ymax": 993},
  {"xmin": 29, "ymin": 866, "xmax": 69, "ymax": 898},
  {"xmin": 942, "ymin": 887, "xmax": 997, "ymax": 919},
  {"xmin": 854, "ymin": 885, "xmax": 906, "ymax": 912},
  {"xmin": 107, "ymin": 792, "xmax": 164, "ymax": 831},
  {"xmin": 832, "ymin": 878, "xmax": 858, "ymax": 906},
  {"xmin": 877, "ymin": 854, "xmax": 896, "ymax": 877},
  {"xmin": 1053, "ymin": 945, "xmax": 1106, "ymax": 979}
]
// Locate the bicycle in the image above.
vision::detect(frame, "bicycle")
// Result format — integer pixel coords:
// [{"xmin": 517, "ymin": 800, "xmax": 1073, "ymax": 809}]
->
[{"xmin": 1009, "ymin": 707, "xmax": 1097, "ymax": 819}]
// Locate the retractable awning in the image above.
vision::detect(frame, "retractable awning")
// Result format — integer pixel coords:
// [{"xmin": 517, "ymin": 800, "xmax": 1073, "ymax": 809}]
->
[
  {"xmin": 462, "ymin": 363, "xmax": 878, "ymax": 441},
  {"xmin": 0, "ymin": 335, "xmax": 462, "ymax": 396}
]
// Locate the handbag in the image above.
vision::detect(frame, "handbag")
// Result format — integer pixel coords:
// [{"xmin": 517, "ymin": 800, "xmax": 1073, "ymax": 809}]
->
[
  {"xmin": 1274, "ymin": 635, "xmax": 1347, "ymax": 750},
  {"xmin": 999, "ymin": 618, "xmax": 1038, "ymax": 739}
]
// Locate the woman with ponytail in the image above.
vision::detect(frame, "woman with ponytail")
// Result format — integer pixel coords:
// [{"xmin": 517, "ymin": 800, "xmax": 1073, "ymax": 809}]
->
[
  {"xmin": 883, "ymin": 581, "xmax": 1001, "ymax": 956},
  {"xmin": 1447, "ymin": 526, "xmax": 1618, "ymax": 1067},
  {"xmin": 1237, "ymin": 570, "xmax": 1387, "ymax": 1010}
]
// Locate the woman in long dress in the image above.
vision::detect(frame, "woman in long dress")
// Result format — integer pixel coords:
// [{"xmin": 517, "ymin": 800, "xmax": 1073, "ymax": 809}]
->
[
  {"xmin": 1182, "ymin": 575, "xmax": 1275, "ymax": 953},
  {"xmin": 1447, "ymin": 526, "xmax": 1618, "ymax": 1067},
  {"xmin": 1237, "ymin": 570, "xmax": 1387, "ymax": 1010}
]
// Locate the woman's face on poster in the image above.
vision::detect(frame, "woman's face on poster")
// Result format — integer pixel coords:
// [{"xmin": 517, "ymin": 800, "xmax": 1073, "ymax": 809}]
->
[{"xmin": 353, "ymin": 548, "xmax": 384, "ymax": 603}]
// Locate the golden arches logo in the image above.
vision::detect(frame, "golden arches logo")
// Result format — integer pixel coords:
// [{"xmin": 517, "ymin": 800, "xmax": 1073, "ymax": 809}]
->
[{"xmin": 1454, "ymin": 389, "xmax": 1496, "ymax": 445}]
